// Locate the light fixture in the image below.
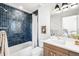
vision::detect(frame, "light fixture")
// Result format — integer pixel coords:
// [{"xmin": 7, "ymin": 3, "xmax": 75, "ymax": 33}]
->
[
  {"xmin": 70, "ymin": 3, "xmax": 79, "ymax": 9},
  {"xmin": 71, "ymin": 3, "xmax": 78, "ymax": 7},
  {"xmin": 55, "ymin": 4, "xmax": 60, "ymax": 10},
  {"xmin": 52, "ymin": 3, "xmax": 79, "ymax": 15},
  {"xmin": 52, "ymin": 4, "xmax": 61, "ymax": 14},
  {"xmin": 62, "ymin": 7, "xmax": 69, "ymax": 12},
  {"xmin": 61, "ymin": 3, "xmax": 69, "ymax": 9},
  {"xmin": 61, "ymin": 6, "xmax": 69, "ymax": 12},
  {"xmin": 62, "ymin": 3, "xmax": 68, "ymax": 6}
]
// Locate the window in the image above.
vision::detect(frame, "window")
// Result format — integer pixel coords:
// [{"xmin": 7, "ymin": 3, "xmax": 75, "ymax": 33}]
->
[{"xmin": 62, "ymin": 15, "xmax": 77, "ymax": 35}]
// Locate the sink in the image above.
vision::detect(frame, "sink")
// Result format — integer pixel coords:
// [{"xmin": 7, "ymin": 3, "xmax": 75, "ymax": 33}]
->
[
  {"xmin": 50, "ymin": 39, "xmax": 65, "ymax": 45},
  {"xmin": 50, "ymin": 37, "xmax": 75, "ymax": 46},
  {"xmin": 50, "ymin": 36, "xmax": 66, "ymax": 45}
]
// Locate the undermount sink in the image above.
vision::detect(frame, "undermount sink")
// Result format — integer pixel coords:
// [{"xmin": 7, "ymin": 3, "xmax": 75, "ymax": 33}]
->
[{"xmin": 51, "ymin": 39, "xmax": 65, "ymax": 45}]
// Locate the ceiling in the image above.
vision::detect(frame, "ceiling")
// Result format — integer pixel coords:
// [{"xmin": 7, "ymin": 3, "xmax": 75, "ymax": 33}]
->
[
  {"xmin": 5, "ymin": 3, "xmax": 42, "ymax": 13},
  {"xmin": 5, "ymin": 3, "xmax": 57, "ymax": 14},
  {"xmin": 4, "ymin": 3, "xmax": 61, "ymax": 14}
]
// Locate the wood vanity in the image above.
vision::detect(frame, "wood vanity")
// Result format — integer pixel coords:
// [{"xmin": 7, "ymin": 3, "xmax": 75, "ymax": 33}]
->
[{"xmin": 43, "ymin": 42, "xmax": 79, "ymax": 56}]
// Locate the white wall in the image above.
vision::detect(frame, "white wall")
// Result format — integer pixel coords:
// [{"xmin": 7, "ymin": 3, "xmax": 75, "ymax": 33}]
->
[
  {"xmin": 50, "ymin": 6, "xmax": 79, "ymax": 35},
  {"xmin": 38, "ymin": 4, "xmax": 51, "ymax": 47}
]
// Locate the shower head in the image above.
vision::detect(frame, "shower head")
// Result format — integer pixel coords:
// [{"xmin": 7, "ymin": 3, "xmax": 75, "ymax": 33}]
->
[{"xmin": 0, "ymin": 6, "xmax": 7, "ymax": 12}]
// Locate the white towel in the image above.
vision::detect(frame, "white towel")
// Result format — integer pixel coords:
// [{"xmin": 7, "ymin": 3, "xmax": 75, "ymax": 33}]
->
[{"xmin": 0, "ymin": 31, "xmax": 9, "ymax": 56}]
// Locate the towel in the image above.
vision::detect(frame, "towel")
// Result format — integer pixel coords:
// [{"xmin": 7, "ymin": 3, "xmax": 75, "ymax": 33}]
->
[{"xmin": 0, "ymin": 31, "xmax": 9, "ymax": 56}]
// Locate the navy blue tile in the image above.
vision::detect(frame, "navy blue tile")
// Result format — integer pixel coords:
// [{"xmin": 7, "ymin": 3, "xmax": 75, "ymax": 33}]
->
[{"xmin": 0, "ymin": 3, "xmax": 32, "ymax": 47}]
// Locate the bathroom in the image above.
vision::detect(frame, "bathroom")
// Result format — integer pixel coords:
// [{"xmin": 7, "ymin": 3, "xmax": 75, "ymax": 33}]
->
[{"xmin": 0, "ymin": 3, "xmax": 79, "ymax": 56}]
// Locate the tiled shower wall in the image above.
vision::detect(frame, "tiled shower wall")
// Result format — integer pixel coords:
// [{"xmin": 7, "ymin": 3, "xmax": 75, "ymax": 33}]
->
[{"xmin": 0, "ymin": 3, "xmax": 32, "ymax": 47}]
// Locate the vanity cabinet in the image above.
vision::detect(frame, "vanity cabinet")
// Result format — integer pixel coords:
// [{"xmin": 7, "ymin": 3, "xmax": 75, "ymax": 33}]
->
[{"xmin": 43, "ymin": 43, "xmax": 79, "ymax": 56}]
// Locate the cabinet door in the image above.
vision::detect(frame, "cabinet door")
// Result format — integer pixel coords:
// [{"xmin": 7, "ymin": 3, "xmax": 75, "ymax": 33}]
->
[{"xmin": 44, "ymin": 47, "xmax": 50, "ymax": 56}]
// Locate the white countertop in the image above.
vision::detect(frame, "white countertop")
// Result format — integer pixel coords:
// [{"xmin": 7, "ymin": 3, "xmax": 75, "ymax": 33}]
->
[{"xmin": 44, "ymin": 38, "xmax": 79, "ymax": 53}]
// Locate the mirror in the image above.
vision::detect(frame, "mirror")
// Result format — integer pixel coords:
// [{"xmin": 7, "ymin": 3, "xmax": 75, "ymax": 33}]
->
[{"xmin": 50, "ymin": 3, "xmax": 79, "ymax": 38}]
